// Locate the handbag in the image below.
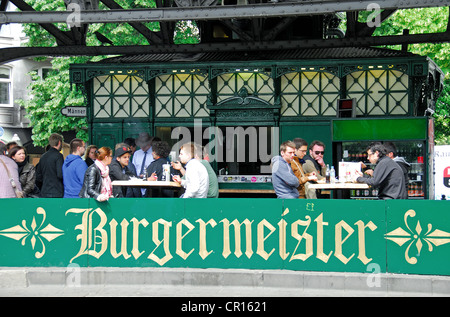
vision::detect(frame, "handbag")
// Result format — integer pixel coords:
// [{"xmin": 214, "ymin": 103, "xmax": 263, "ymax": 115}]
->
[{"xmin": 0, "ymin": 157, "xmax": 24, "ymax": 198}]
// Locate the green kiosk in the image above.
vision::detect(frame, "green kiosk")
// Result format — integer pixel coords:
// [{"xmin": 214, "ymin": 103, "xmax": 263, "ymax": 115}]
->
[{"xmin": 70, "ymin": 47, "xmax": 442, "ymax": 199}]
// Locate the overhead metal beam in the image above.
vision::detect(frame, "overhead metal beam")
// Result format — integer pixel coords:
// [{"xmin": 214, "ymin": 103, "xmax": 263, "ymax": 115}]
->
[
  {"xmin": 0, "ymin": 0, "xmax": 449, "ymax": 25},
  {"xmin": 2, "ymin": 30, "xmax": 450, "ymax": 64},
  {"xmin": 99, "ymin": 0, "xmax": 163, "ymax": 44},
  {"xmin": 8, "ymin": 0, "xmax": 75, "ymax": 45}
]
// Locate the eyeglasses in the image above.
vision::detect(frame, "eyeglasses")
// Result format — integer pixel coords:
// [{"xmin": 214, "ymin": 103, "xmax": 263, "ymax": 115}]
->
[{"xmin": 314, "ymin": 151, "xmax": 325, "ymax": 155}]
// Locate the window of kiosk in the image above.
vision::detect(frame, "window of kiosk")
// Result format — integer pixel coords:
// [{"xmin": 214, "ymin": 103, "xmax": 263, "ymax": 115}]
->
[
  {"xmin": 215, "ymin": 126, "xmax": 274, "ymax": 175},
  {"xmin": 155, "ymin": 125, "xmax": 275, "ymax": 175},
  {"xmin": 155, "ymin": 126, "xmax": 210, "ymax": 161}
]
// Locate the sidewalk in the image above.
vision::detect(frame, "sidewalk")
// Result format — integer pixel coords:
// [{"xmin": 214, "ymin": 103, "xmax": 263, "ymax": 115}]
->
[{"xmin": 0, "ymin": 267, "xmax": 449, "ymax": 297}]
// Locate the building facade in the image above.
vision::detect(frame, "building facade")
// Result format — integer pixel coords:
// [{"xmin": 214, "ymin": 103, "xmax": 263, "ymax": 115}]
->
[{"xmin": 0, "ymin": 3, "xmax": 52, "ymax": 150}]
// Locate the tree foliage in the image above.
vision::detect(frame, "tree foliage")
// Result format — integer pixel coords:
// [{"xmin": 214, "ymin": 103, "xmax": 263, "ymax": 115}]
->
[
  {"xmin": 358, "ymin": 7, "xmax": 450, "ymax": 144},
  {"xmin": 18, "ymin": 56, "xmax": 90, "ymax": 146}
]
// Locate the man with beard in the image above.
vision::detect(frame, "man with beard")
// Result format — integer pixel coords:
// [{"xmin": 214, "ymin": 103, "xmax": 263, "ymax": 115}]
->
[
  {"xmin": 355, "ymin": 143, "xmax": 407, "ymax": 200},
  {"xmin": 302, "ymin": 140, "xmax": 327, "ymax": 181}
]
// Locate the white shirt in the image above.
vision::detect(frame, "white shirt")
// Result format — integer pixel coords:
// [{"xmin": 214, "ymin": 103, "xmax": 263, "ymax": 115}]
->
[{"xmin": 181, "ymin": 159, "xmax": 209, "ymax": 198}]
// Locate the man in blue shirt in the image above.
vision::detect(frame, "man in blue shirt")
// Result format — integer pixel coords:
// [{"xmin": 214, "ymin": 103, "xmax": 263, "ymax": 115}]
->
[
  {"xmin": 133, "ymin": 132, "xmax": 156, "ymax": 179},
  {"xmin": 271, "ymin": 141, "xmax": 300, "ymax": 199},
  {"xmin": 133, "ymin": 133, "xmax": 159, "ymax": 196},
  {"xmin": 63, "ymin": 138, "xmax": 87, "ymax": 198}
]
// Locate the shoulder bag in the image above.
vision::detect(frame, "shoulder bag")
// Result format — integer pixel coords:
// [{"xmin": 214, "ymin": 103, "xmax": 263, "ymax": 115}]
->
[{"xmin": 0, "ymin": 157, "xmax": 24, "ymax": 198}]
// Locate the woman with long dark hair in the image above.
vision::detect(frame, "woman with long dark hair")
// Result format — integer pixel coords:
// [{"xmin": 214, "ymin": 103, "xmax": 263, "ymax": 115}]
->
[{"xmin": 8, "ymin": 146, "xmax": 38, "ymax": 197}]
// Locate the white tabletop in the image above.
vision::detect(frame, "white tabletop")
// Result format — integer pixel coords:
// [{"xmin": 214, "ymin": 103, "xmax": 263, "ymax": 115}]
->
[
  {"xmin": 111, "ymin": 179, "xmax": 181, "ymax": 187},
  {"xmin": 308, "ymin": 182, "xmax": 369, "ymax": 190}
]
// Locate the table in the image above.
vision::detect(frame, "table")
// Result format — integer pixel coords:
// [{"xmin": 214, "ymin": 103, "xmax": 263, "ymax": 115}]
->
[
  {"xmin": 219, "ymin": 189, "xmax": 275, "ymax": 194},
  {"xmin": 112, "ymin": 179, "xmax": 182, "ymax": 197},
  {"xmin": 112, "ymin": 179, "xmax": 181, "ymax": 188},
  {"xmin": 308, "ymin": 182, "xmax": 369, "ymax": 190},
  {"xmin": 308, "ymin": 182, "xmax": 369, "ymax": 199}
]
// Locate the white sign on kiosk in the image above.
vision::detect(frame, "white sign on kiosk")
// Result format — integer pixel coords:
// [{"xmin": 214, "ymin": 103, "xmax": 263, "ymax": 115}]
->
[
  {"xmin": 434, "ymin": 145, "xmax": 450, "ymax": 200},
  {"xmin": 338, "ymin": 161, "xmax": 361, "ymax": 182}
]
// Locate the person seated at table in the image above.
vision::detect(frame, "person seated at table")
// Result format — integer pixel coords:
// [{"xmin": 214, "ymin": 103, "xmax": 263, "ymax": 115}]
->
[
  {"xmin": 271, "ymin": 140, "xmax": 300, "ymax": 199},
  {"xmin": 109, "ymin": 144, "xmax": 137, "ymax": 198},
  {"xmin": 172, "ymin": 142, "xmax": 209, "ymax": 198},
  {"xmin": 290, "ymin": 138, "xmax": 317, "ymax": 199},
  {"xmin": 354, "ymin": 143, "xmax": 407, "ymax": 200},
  {"xmin": 303, "ymin": 140, "xmax": 329, "ymax": 198},
  {"xmin": 171, "ymin": 143, "xmax": 219, "ymax": 198},
  {"xmin": 145, "ymin": 141, "xmax": 179, "ymax": 197}
]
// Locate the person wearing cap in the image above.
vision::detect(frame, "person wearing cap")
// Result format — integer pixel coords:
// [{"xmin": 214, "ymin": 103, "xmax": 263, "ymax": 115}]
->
[{"xmin": 109, "ymin": 143, "xmax": 137, "ymax": 197}]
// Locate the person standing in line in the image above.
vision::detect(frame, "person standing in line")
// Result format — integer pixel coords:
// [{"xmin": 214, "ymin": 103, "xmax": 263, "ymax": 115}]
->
[
  {"xmin": 290, "ymin": 138, "xmax": 317, "ymax": 199},
  {"xmin": 271, "ymin": 141, "xmax": 300, "ymax": 199},
  {"xmin": 84, "ymin": 145, "xmax": 98, "ymax": 167},
  {"xmin": 79, "ymin": 147, "xmax": 113, "ymax": 201},
  {"xmin": 172, "ymin": 143, "xmax": 209, "ymax": 198},
  {"xmin": 63, "ymin": 138, "xmax": 88, "ymax": 198},
  {"xmin": 35, "ymin": 133, "xmax": 64, "ymax": 198},
  {"xmin": 8, "ymin": 145, "xmax": 38, "ymax": 197},
  {"xmin": 5, "ymin": 142, "xmax": 18, "ymax": 153},
  {"xmin": 0, "ymin": 142, "xmax": 22, "ymax": 198}
]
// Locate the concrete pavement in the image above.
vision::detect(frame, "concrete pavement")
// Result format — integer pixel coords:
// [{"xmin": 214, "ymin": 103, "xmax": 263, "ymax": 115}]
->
[{"xmin": 0, "ymin": 267, "xmax": 449, "ymax": 297}]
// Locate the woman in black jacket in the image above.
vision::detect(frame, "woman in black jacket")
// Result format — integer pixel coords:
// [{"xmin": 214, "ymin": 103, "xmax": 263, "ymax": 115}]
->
[
  {"xmin": 79, "ymin": 147, "xmax": 113, "ymax": 201},
  {"xmin": 8, "ymin": 146, "xmax": 39, "ymax": 197}
]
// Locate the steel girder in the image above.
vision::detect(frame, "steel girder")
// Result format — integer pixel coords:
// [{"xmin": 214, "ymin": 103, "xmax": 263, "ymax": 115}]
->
[
  {"xmin": 1, "ymin": 0, "xmax": 449, "ymax": 24},
  {"xmin": 2, "ymin": 30, "xmax": 450, "ymax": 64},
  {"xmin": 0, "ymin": 0, "xmax": 450, "ymax": 63}
]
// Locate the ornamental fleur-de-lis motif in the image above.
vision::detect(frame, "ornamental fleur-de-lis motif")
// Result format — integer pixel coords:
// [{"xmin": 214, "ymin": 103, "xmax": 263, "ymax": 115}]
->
[
  {"xmin": 0, "ymin": 207, "xmax": 64, "ymax": 259},
  {"xmin": 385, "ymin": 209, "xmax": 450, "ymax": 264}
]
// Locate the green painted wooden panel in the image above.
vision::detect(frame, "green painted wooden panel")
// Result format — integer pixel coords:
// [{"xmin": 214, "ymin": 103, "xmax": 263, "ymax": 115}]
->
[
  {"xmin": 332, "ymin": 118, "xmax": 427, "ymax": 141},
  {"xmin": 280, "ymin": 121, "xmax": 332, "ymax": 165},
  {"xmin": 0, "ymin": 198, "xmax": 448, "ymax": 276}
]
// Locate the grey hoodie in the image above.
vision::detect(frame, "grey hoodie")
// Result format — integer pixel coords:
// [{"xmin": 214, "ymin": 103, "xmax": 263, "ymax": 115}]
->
[
  {"xmin": 357, "ymin": 156, "xmax": 407, "ymax": 199},
  {"xmin": 271, "ymin": 155, "xmax": 300, "ymax": 199}
]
